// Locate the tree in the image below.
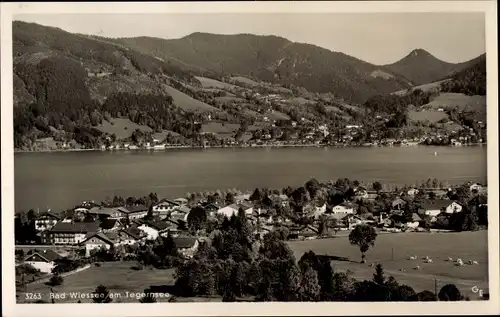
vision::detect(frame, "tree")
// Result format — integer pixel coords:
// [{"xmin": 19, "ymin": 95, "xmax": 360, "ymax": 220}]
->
[
  {"xmin": 250, "ymin": 188, "xmax": 263, "ymax": 203},
  {"xmin": 305, "ymin": 178, "xmax": 321, "ymax": 199},
  {"xmin": 438, "ymin": 284, "xmax": 464, "ymax": 301},
  {"xmin": 187, "ymin": 206, "xmax": 207, "ymax": 232},
  {"xmin": 414, "ymin": 290, "xmax": 437, "ymax": 301},
  {"xmin": 392, "ymin": 284, "xmax": 416, "ymax": 301},
  {"xmin": 225, "ymin": 192, "xmax": 235, "ymax": 205},
  {"xmin": 372, "ymin": 182, "xmax": 382, "ymax": 192},
  {"xmin": 139, "ymin": 288, "xmax": 157, "ymax": 303},
  {"xmin": 298, "ymin": 266, "xmax": 321, "ymax": 301},
  {"xmin": 348, "ymin": 224, "xmax": 378, "ymax": 263},
  {"xmin": 92, "ymin": 285, "xmax": 113, "ymax": 303},
  {"xmin": 47, "ymin": 274, "xmax": 63, "ymax": 287},
  {"xmin": 372, "ymin": 264, "xmax": 385, "ymax": 285}
]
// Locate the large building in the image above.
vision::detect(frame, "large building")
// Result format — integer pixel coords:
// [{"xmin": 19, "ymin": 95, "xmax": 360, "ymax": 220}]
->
[{"xmin": 49, "ymin": 221, "xmax": 100, "ymax": 245}]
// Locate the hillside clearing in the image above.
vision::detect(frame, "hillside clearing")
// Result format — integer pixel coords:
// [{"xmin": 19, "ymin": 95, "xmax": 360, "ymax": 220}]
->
[
  {"xmin": 264, "ymin": 111, "xmax": 290, "ymax": 121},
  {"xmin": 287, "ymin": 230, "xmax": 488, "ymax": 298},
  {"xmin": 393, "ymin": 79, "xmax": 451, "ymax": 96},
  {"xmin": 408, "ymin": 110, "xmax": 448, "ymax": 123},
  {"xmin": 162, "ymin": 85, "xmax": 219, "ymax": 112},
  {"xmin": 202, "ymin": 122, "xmax": 240, "ymax": 134},
  {"xmin": 95, "ymin": 118, "xmax": 153, "ymax": 140},
  {"xmin": 195, "ymin": 76, "xmax": 239, "ymax": 90},
  {"xmin": 230, "ymin": 76, "xmax": 260, "ymax": 87},
  {"xmin": 424, "ymin": 93, "xmax": 486, "ymax": 112}
]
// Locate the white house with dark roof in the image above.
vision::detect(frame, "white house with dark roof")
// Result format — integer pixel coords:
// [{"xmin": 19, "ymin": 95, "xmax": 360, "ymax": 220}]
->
[
  {"xmin": 118, "ymin": 205, "xmax": 149, "ymax": 220},
  {"xmin": 331, "ymin": 202, "xmax": 356, "ymax": 215},
  {"xmin": 173, "ymin": 236, "xmax": 199, "ymax": 258},
  {"xmin": 49, "ymin": 221, "xmax": 101, "ymax": 245},
  {"xmin": 81, "ymin": 232, "xmax": 117, "ymax": 257},
  {"xmin": 24, "ymin": 249, "xmax": 62, "ymax": 273},
  {"xmin": 421, "ymin": 200, "xmax": 461, "ymax": 217},
  {"xmin": 217, "ymin": 202, "xmax": 254, "ymax": 218},
  {"xmin": 152, "ymin": 199, "xmax": 180, "ymax": 217},
  {"xmin": 116, "ymin": 227, "xmax": 147, "ymax": 245},
  {"xmin": 138, "ymin": 221, "xmax": 173, "ymax": 240},
  {"xmin": 34, "ymin": 212, "xmax": 60, "ymax": 232},
  {"xmin": 87, "ymin": 206, "xmax": 122, "ymax": 219}
]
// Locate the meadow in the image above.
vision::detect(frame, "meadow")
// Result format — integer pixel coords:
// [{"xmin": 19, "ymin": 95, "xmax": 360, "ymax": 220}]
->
[
  {"xmin": 287, "ymin": 230, "xmax": 489, "ymax": 299},
  {"xmin": 195, "ymin": 76, "xmax": 239, "ymax": 90},
  {"xmin": 408, "ymin": 110, "xmax": 448, "ymax": 124},
  {"xmin": 20, "ymin": 261, "xmax": 221, "ymax": 303},
  {"xmin": 96, "ymin": 118, "xmax": 153, "ymax": 140},
  {"xmin": 163, "ymin": 85, "xmax": 219, "ymax": 112}
]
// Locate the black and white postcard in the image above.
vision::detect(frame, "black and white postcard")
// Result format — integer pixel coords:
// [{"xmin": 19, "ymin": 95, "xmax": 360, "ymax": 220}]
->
[{"xmin": 1, "ymin": 1, "xmax": 498, "ymax": 316}]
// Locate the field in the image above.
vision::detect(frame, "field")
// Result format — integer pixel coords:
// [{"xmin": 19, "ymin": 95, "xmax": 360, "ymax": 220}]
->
[
  {"xmin": 287, "ymin": 230, "xmax": 489, "ymax": 299},
  {"xmin": 163, "ymin": 85, "xmax": 219, "ymax": 112},
  {"xmin": 195, "ymin": 76, "xmax": 239, "ymax": 90},
  {"xmin": 95, "ymin": 118, "xmax": 153, "ymax": 140},
  {"xmin": 291, "ymin": 97, "xmax": 316, "ymax": 106},
  {"xmin": 408, "ymin": 110, "xmax": 448, "ymax": 123},
  {"xmin": 265, "ymin": 111, "xmax": 290, "ymax": 121},
  {"xmin": 215, "ymin": 96, "xmax": 246, "ymax": 104},
  {"xmin": 393, "ymin": 79, "xmax": 450, "ymax": 96},
  {"xmin": 230, "ymin": 76, "xmax": 260, "ymax": 87},
  {"xmin": 424, "ymin": 93, "xmax": 486, "ymax": 113},
  {"xmin": 201, "ymin": 122, "xmax": 240, "ymax": 134},
  {"xmin": 20, "ymin": 261, "xmax": 222, "ymax": 303}
]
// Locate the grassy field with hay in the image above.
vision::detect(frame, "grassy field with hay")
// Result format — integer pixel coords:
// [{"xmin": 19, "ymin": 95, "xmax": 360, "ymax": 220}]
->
[
  {"xmin": 392, "ymin": 79, "xmax": 450, "ymax": 96},
  {"xmin": 230, "ymin": 76, "xmax": 260, "ymax": 87},
  {"xmin": 95, "ymin": 118, "xmax": 153, "ymax": 140},
  {"xmin": 287, "ymin": 230, "xmax": 489, "ymax": 298},
  {"xmin": 201, "ymin": 122, "xmax": 240, "ymax": 134}
]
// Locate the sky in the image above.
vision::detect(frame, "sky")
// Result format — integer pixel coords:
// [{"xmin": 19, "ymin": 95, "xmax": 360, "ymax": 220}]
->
[{"xmin": 15, "ymin": 13, "xmax": 486, "ymax": 65}]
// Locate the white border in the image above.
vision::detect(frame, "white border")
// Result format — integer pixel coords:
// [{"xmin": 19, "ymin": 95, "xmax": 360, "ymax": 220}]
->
[{"xmin": 1, "ymin": 2, "xmax": 498, "ymax": 316}]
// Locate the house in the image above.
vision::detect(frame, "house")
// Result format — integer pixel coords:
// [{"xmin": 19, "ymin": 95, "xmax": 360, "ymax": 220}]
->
[
  {"xmin": 81, "ymin": 232, "xmax": 116, "ymax": 257},
  {"xmin": 24, "ymin": 249, "xmax": 62, "ymax": 273},
  {"xmin": 152, "ymin": 200, "xmax": 180, "ymax": 217},
  {"xmin": 217, "ymin": 202, "xmax": 254, "ymax": 218},
  {"xmin": 138, "ymin": 221, "xmax": 172, "ymax": 240},
  {"xmin": 470, "ymin": 183, "xmax": 483, "ymax": 192},
  {"xmin": 174, "ymin": 198, "xmax": 188, "ymax": 206},
  {"xmin": 49, "ymin": 221, "xmax": 100, "ymax": 245},
  {"xmin": 173, "ymin": 236, "xmax": 199, "ymax": 258},
  {"xmin": 420, "ymin": 200, "xmax": 455, "ymax": 217},
  {"xmin": 234, "ymin": 194, "xmax": 251, "ymax": 204},
  {"xmin": 116, "ymin": 227, "xmax": 147, "ymax": 245},
  {"xmin": 200, "ymin": 203, "xmax": 219, "ymax": 216},
  {"xmin": 169, "ymin": 206, "xmax": 191, "ymax": 222},
  {"xmin": 331, "ymin": 202, "xmax": 356, "ymax": 215},
  {"xmin": 87, "ymin": 206, "xmax": 122, "ymax": 220},
  {"xmin": 392, "ymin": 197, "xmax": 407, "ymax": 211},
  {"xmin": 34, "ymin": 212, "xmax": 60, "ymax": 232},
  {"xmin": 354, "ymin": 187, "xmax": 368, "ymax": 199},
  {"xmin": 343, "ymin": 214, "xmax": 364, "ymax": 229},
  {"xmin": 445, "ymin": 201, "xmax": 463, "ymax": 214},
  {"xmin": 306, "ymin": 202, "xmax": 327, "ymax": 219},
  {"xmin": 406, "ymin": 188, "xmax": 420, "ymax": 196},
  {"xmin": 99, "ymin": 218, "xmax": 123, "ymax": 232},
  {"xmin": 118, "ymin": 205, "xmax": 149, "ymax": 220}
]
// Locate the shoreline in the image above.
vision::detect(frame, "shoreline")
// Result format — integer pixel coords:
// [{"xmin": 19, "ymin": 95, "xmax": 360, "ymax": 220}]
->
[{"xmin": 13, "ymin": 143, "xmax": 487, "ymax": 154}]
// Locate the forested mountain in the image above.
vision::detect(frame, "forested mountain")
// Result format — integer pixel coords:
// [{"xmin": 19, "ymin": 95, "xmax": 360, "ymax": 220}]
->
[
  {"xmin": 111, "ymin": 33, "xmax": 413, "ymax": 103},
  {"xmin": 440, "ymin": 55, "xmax": 486, "ymax": 96},
  {"xmin": 384, "ymin": 49, "xmax": 484, "ymax": 86},
  {"xmin": 12, "ymin": 21, "xmax": 205, "ymax": 150}
]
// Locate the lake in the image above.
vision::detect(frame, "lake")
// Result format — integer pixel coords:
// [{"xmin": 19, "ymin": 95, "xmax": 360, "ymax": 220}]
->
[{"xmin": 14, "ymin": 146, "xmax": 487, "ymax": 212}]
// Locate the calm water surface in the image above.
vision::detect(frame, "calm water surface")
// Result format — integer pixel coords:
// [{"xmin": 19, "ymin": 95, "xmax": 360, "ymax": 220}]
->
[{"xmin": 14, "ymin": 146, "xmax": 487, "ymax": 212}]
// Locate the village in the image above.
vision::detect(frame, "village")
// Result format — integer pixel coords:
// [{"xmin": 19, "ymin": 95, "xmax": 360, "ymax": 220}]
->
[{"xmin": 15, "ymin": 178, "xmax": 488, "ymax": 282}]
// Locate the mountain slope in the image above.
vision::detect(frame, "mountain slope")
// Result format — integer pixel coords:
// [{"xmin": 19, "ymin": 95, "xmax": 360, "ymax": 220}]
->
[
  {"xmin": 112, "ymin": 33, "xmax": 413, "ymax": 103},
  {"xmin": 440, "ymin": 54, "xmax": 486, "ymax": 96},
  {"xmin": 384, "ymin": 49, "xmax": 484, "ymax": 86},
  {"xmin": 12, "ymin": 21, "xmax": 210, "ymax": 150}
]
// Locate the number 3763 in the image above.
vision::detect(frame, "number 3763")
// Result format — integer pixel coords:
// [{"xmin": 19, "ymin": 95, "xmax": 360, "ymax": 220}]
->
[{"xmin": 25, "ymin": 293, "xmax": 42, "ymax": 300}]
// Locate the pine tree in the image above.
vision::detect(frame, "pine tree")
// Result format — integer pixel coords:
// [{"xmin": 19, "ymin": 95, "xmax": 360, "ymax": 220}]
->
[{"xmin": 372, "ymin": 264, "xmax": 386, "ymax": 285}]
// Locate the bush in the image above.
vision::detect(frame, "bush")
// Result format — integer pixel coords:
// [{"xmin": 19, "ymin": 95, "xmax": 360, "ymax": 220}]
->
[{"xmin": 47, "ymin": 274, "xmax": 63, "ymax": 286}]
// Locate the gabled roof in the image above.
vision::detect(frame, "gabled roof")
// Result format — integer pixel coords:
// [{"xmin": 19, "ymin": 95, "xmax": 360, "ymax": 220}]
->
[
  {"xmin": 411, "ymin": 213, "xmax": 422, "ymax": 222},
  {"xmin": 100, "ymin": 218, "xmax": 121, "ymax": 230},
  {"xmin": 24, "ymin": 249, "xmax": 61, "ymax": 262},
  {"xmin": 173, "ymin": 236, "xmax": 198, "ymax": 249},
  {"xmin": 82, "ymin": 232, "xmax": 115, "ymax": 245},
  {"xmin": 119, "ymin": 205, "xmax": 148, "ymax": 214},
  {"xmin": 37, "ymin": 212, "xmax": 60, "ymax": 220},
  {"xmin": 156, "ymin": 199, "xmax": 180, "ymax": 206},
  {"xmin": 50, "ymin": 221, "xmax": 100, "ymax": 233},
  {"xmin": 141, "ymin": 220, "xmax": 171, "ymax": 231},
  {"xmin": 119, "ymin": 227, "xmax": 147, "ymax": 240},
  {"xmin": 421, "ymin": 199, "xmax": 454, "ymax": 210},
  {"xmin": 88, "ymin": 206, "xmax": 120, "ymax": 216}
]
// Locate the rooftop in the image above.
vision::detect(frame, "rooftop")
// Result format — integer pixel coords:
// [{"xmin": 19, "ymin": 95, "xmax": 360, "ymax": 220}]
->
[
  {"xmin": 25, "ymin": 249, "xmax": 61, "ymax": 262},
  {"xmin": 173, "ymin": 236, "xmax": 198, "ymax": 249},
  {"xmin": 51, "ymin": 221, "xmax": 100, "ymax": 233}
]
